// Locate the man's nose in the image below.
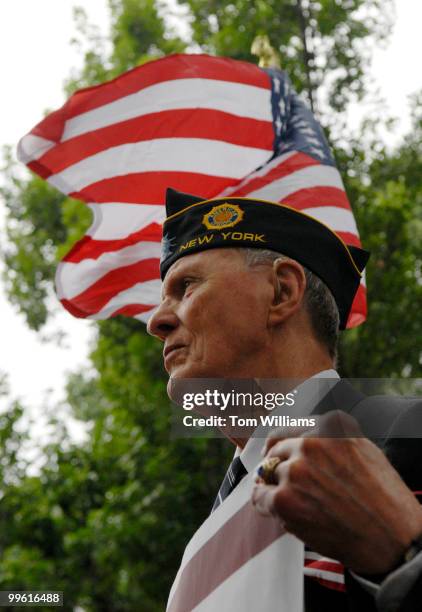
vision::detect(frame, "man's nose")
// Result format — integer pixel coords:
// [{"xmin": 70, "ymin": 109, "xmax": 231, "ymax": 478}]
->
[{"xmin": 147, "ymin": 300, "xmax": 179, "ymax": 341}]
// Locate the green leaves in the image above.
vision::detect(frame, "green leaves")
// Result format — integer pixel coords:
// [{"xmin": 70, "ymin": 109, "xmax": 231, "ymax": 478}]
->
[
  {"xmin": 339, "ymin": 174, "xmax": 422, "ymax": 377},
  {"xmin": 182, "ymin": 0, "xmax": 393, "ymax": 113},
  {"xmin": 0, "ymin": 348, "xmax": 232, "ymax": 608},
  {"xmin": 103, "ymin": 0, "xmax": 187, "ymax": 80}
]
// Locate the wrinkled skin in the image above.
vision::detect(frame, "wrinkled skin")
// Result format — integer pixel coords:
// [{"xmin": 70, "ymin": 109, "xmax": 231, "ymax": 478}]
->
[{"xmin": 252, "ymin": 411, "xmax": 422, "ymax": 575}]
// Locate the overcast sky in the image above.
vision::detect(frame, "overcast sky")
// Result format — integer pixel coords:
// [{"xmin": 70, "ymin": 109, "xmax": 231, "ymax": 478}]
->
[{"xmin": 1, "ymin": 1, "xmax": 421, "ymax": 428}]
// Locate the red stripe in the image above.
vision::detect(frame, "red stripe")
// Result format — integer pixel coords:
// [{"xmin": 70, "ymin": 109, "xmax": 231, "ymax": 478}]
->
[
  {"xmin": 60, "ymin": 298, "xmax": 154, "ymax": 320},
  {"xmin": 230, "ymin": 152, "xmax": 320, "ymax": 197},
  {"xmin": 282, "ymin": 186, "xmax": 351, "ymax": 211},
  {"xmin": 31, "ymin": 107, "xmax": 66, "ymax": 143},
  {"xmin": 347, "ymin": 284, "xmax": 367, "ymax": 329},
  {"xmin": 314, "ymin": 578, "xmax": 346, "ymax": 593},
  {"xmin": 63, "ymin": 223, "xmax": 162, "ymax": 263},
  {"xmin": 168, "ymin": 501, "xmax": 285, "ymax": 612},
  {"xmin": 61, "ymin": 298, "xmax": 90, "ymax": 319},
  {"xmin": 67, "ymin": 257, "xmax": 160, "ymax": 315},
  {"xmin": 69, "ymin": 171, "xmax": 238, "ymax": 204},
  {"xmin": 304, "ymin": 555, "xmax": 346, "ymax": 593},
  {"xmin": 110, "ymin": 303, "xmax": 155, "ymax": 317},
  {"xmin": 34, "ymin": 55, "xmax": 270, "ymax": 131},
  {"xmin": 34, "ymin": 109, "xmax": 274, "ymax": 178},
  {"xmin": 27, "ymin": 159, "xmax": 54, "ymax": 180},
  {"xmin": 305, "ymin": 560, "xmax": 345, "ymax": 574},
  {"xmin": 337, "ymin": 231, "xmax": 361, "ymax": 248}
]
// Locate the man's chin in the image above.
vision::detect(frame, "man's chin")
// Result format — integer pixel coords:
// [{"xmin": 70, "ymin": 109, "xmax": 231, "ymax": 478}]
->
[
  {"xmin": 166, "ymin": 370, "xmax": 194, "ymax": 403},
  {"xmin": 166, "ymin": 360, "xmax": 203, "ymax": 379},
  {"xmin": 167, "ymin": 364, "xmax": 221, "ymax": 381},
  {"xmin": 166, "ymin": 364, "xmax": 218, "ymax": 400},
  {"xmin": 166, "ymin": 366, "xmax": 190, "ymax": 400}
]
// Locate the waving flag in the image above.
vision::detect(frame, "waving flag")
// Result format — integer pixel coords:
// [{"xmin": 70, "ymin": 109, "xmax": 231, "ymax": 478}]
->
[{"xmin": 17, "ymin": 53, "xmax": 366, "ymax": 327}]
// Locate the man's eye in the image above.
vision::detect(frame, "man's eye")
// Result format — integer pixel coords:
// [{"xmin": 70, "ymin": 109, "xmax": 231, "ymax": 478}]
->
[{"xmin": 182, "ymin": 278, "xmax": 195, "ymax": 292}]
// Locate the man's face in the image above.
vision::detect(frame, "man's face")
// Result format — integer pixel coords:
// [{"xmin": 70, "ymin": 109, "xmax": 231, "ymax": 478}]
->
[{"xmin": 147, "ymin": 249, "xmax": 274, "ymax": 380}]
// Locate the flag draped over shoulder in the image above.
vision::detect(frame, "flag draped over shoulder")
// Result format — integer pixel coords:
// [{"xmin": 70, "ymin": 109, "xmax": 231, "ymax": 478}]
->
[
  {"xmin": 166, "ymin": 471, "xmax": 304, "ymax": 612},
  {"xmin": 17, "ymin": 53, "xmax": 366, "ymax": 327}
]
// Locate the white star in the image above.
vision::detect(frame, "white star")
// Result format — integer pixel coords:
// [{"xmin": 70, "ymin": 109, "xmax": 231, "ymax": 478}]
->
[
  {"xmin": 279, "ymin": 98, "xmax": 286, "ymax": 115},
  {"xmin": 281, "ymin": 140, "xmax": 293, "ymax": 150},
  {"xmin": 291, "ymin": 118, "xmax": 307, "ymax": 129},
  {"xmin": 299, "ymin": 126, "xmax": 316, "ymax": 137},
  {"xmin": 305, "ymin": 136, "xmax": 322, "ymax": 146},
  {"xmin": 308, "ymin": 146, "xmax": 325, "ymax": 157}
]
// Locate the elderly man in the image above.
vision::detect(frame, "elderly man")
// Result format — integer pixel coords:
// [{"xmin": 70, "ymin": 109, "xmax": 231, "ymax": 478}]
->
[{"xmin": 147, "ymin": 188, "xmax": 422, "ymax": 612}]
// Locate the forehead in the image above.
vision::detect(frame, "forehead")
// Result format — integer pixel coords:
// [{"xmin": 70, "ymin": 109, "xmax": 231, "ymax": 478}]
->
[{"xmin": 161, "ymin": 249, "xmax": 245, "ymax": 297}]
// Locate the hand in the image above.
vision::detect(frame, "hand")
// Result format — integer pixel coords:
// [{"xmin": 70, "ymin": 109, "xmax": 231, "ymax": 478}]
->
[{"xmin": 251, "ymin": 410, "xmax": 422, "ymax": 575}]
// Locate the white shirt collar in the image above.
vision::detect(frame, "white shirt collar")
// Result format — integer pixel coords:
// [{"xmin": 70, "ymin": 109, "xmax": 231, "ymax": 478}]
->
[{"xmin": 235, "ymin": 369, "xmax": 340, "ymax": 472}]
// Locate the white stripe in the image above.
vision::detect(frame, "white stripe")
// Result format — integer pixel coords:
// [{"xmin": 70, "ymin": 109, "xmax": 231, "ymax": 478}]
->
[
  {"xmin": 134, "ymin": 305, "xmax": 158, "ymax": 323},
  {"xmin": 55, "ymin": 241, "xmax": 161, "ymax": 299},
  {"xmin": 17, "ymin": 134, "xmax": 55, "ymax": 163},
  {"xmin": 245, "ymin": 165, "xmax": 345, "ymax": 201},
  {"xmin": 190, "ymin": 535, "xmax": 303, "ymax": 612},
  {"xmin": 63, "ymin": 78, "xmax": 272, "ymax": 141},
  {"xmin": 301, "ymin": 206, "xmax": 358, "ymax": 235},
  {"xmin": 47, "ymin": 138, "xmax": 272, "ymax": 194},
  {"xmin": 303, "ymin": 567, "xmax": 345, "ymax": 584},
  {"xmin": 87, "ymin": 203, "xmax": 165, "ymax": 240},
  {"xmin": 88, "ymin": 279, "xmax": 161, "ymax": 319},
  {"xmin": 304, "ymin": 551, "xmax": 339, "ymax": 563}
]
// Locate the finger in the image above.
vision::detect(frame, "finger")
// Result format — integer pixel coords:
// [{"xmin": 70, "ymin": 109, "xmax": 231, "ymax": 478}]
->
[
  {"xmin": 251, "ymin": 482, "xmax": 278, "ymax": 517},
  {"xmin": 265, "ymin": 437, "xmax": 303, "ymax": 461},
  {"xmin": 316, "ymin": 410, "xmax": 363, "ymax": 438},
  {"xmin": 262, "ymin": 425, "xmax": 311, "ymax": 455}
]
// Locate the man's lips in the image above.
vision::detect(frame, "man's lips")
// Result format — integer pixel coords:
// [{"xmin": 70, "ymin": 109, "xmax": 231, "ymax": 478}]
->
[{"xmin": 163, "ymin": 344, "xmax": 187, "ymax": 363}]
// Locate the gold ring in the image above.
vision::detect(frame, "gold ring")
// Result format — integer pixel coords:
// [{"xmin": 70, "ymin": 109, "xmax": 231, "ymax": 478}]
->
[{"xmin": 256, "ymin": 457, "xmax": 282, "ymax": 484}]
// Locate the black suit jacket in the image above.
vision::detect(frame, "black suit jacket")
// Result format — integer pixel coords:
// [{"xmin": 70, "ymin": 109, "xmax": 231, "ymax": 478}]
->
[{"xmin": 305, "ymin": 380, "xmax": 422, "ymax": 612}]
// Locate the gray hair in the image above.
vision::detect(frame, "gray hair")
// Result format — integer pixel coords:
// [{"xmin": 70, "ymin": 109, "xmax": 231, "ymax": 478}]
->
[{"xmin": 241, "ymin": 248, "xmax": 339, "ymax": 361}]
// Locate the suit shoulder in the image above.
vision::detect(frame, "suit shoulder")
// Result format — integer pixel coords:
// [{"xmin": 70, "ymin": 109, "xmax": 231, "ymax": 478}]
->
[{"xmin": 350, "ymin": 394, "xmax": 422, "ymax": 441}]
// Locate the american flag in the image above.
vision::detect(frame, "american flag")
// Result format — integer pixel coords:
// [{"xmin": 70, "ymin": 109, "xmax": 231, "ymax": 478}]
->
[
  {"xmin": 17, "ymin": 53, "xmax": 366, "ymax": 327},
  {"xmin": 166, "ymin": 470, "xmax": 305, "ymax": 612},
  {"xmin": 165, "ymin": 471, "xmax": 345, "ymax": 612}
]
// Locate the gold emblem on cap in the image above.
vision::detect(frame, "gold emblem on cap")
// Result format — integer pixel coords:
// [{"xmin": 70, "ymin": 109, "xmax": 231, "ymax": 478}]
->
[{"xmin": 202, "ymin": 203, "xmax": 244, "ymax": 230}]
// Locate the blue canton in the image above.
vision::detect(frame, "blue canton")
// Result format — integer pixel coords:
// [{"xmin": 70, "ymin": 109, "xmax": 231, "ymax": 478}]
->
[{"xmin": 265, "ymin": 67, "xmax": 335, "ymax": 166}]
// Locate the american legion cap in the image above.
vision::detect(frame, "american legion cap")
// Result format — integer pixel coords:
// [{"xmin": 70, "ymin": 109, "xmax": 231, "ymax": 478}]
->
[{"xmin": 160, "ymin": 188, "xmax": 370, "ymax": 330}]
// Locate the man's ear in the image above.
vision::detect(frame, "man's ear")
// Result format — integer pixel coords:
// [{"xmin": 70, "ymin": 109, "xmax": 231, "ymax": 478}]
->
[{"xmin": 267, "ymin": 258, "xmax": 307, "ymax": 327}]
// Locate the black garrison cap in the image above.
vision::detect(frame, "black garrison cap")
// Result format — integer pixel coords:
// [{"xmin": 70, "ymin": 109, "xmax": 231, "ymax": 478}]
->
[{"xmin": 160, "ymin": 188, "xmax": 370, "ymax": 329}]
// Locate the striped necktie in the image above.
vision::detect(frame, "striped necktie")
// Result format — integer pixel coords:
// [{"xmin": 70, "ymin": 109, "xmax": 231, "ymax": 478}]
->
[{"xmin": 211, "ymin": 456, "xmax": 247, "ymax": 513}]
